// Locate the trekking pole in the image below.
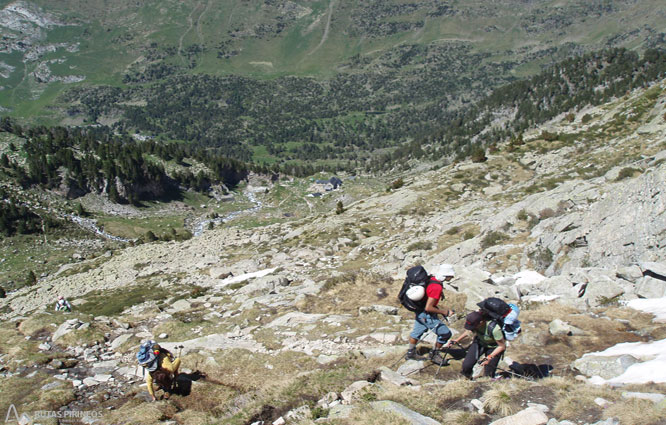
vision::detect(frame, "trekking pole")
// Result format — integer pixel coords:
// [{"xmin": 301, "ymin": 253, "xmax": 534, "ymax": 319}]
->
[
  {"xmin": 494, "ymin": 365, "xmax": 535, "ymax": 381},
  {"xmin": 389, "ymin": 327, "xmax": 439, "ymax": 369},
  {"xmin": 433, "ymin": 341, "xmax": 465, "ymax": 379},
  {"xmin": 177, "ymin": 345, "xmax": 184, "ymax": 358}
]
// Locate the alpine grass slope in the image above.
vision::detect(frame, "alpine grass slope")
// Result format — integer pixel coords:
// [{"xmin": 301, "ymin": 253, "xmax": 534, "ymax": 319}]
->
[{"xmin": 0, "ymin": 79, "xmax": 665, "ymax": 424}]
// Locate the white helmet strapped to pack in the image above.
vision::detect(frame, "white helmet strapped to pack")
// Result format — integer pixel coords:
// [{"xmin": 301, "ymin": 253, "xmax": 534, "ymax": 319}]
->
[{"xmin": 406, "ymin": 285, "xmax": 425, "ymax": 301}]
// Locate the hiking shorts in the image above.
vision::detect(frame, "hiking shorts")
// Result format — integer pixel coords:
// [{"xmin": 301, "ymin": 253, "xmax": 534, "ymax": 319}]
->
[{"xmin": 410, "ymin": 312, "xmax": 452, "ymax": 344}]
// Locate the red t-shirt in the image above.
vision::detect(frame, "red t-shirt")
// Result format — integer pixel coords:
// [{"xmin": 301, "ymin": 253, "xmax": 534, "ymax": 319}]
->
[{"xmin": 425, "ymin": 277, "xmax": 443, "ymax": 307}]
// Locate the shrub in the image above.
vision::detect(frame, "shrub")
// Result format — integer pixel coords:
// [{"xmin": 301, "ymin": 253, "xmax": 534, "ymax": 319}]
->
[
  {"xmin": 540, "ymin": 130, "xmax": 559, "ymax": 141},
  {"xmin": 480, "ymin": 231, "xmax": 508, "ymax": 249},
  {"xmin": 596, "ymin": 293, "xmax": 622, "ymax": 307},
  {"xmin": 538, "ymin": 208, "xmax": 556, "ymax": 220},
  {"xmin": 530, "ymin": 248, "xmax": 553, "ymax": 272},
  {"xmin": 565, "ymin": 112, "xmax": 575, "ymax": 122},
  {"xmin": 390, "ymin": 178, "xmax": 405, "ymax": 190},
  {"xmin": 516, "ymin": 209, "xmax": 528, "ymax": 221},
  {"xmin": 335, "ymin": 201, "xmax": 345, "ymax": 215},
  {"xmin": 581, "ymin": 113, "xmax": 592, "ymax": 124},
  {"xmin": 0, "ymin": 286, "xmax": 5, "ymax": 298},
  {"xmin": 311, "ymin": 407, "xmax": 329, "ymax": 420},
  {"xmin": 75, "ymin": 203, "xmax": 88, "ymax": 217},
  {"xmin": 406, "ymin": 241, "xmax": 433, "ymax": 252},
  {"xmin": 616, "ymin": 167, "xmax": 640, "ymax": 181},
  {"xmin": 143, "ymin": 230, "xmax": 158, "ymax": 242},
  {"xmin": 471, "ymin": 146, "xmax": 487, "ymax": 163},
  {"xmin": 25, "ymin": 270, "xmax": 37, "ymax": 287},
  {"xmin": 322, "ymin": 272, "xmax": 354, "ymax": 291},
  {"xmin": 463, "ymin": 230, "xmax": 476, "ymax": 240},
  {"xmin": 446, "ymin": 226, "xmax": 460, "ymax": 235}
]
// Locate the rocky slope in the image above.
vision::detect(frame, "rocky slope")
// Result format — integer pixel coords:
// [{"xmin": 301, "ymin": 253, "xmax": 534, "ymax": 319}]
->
[{"xmin": 0, "ymin": 82, "xmax": 665, "ymax": 424}]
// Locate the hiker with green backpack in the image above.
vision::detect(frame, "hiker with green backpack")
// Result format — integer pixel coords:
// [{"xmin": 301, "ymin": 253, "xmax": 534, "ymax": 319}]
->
[
  {"xmin": 398, "ymin": 264, "xmax": 456, "ymax": 365},
  {"xmin": 444, "ymin": 297, "xmax": 521, "ymax": 379}
]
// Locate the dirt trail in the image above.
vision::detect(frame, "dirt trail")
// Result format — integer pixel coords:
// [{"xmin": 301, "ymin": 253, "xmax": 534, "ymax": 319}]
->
[
  {"xmin": 307, "ymin": 0, "xmax": 335, "ymax": 56},
  {"xmin": 196, "ymin": 0, "xmax": 212, "ymax": 44},
  {"xmin": 178, "ymin": 2, "xmax": 205, "ymax": 65}
]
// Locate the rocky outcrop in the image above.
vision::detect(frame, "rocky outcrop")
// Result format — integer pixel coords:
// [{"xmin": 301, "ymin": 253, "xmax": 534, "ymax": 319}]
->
[
  {"xmin": 527, "ymin": 166, "xmax": 666, "ymax": 274},
  {"xmin": 573, "ymin": 355, "xmax": 641, "ymax": 380},
  {"xmin": 370, "ymin": 400, "xmax": 441, "ymax": 425},
  {"xmin": 489, "ymin": 407, "xmax": 549, "ymax": 425}
]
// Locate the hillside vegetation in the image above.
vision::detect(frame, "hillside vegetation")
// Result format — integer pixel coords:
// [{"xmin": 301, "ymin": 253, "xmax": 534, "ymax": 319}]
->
[
  {"xmin": 1, "ymin": 1, "xmax": 665, "ymax": 168},
  {"xmin": 0, "ymin": 76, "xmax": 664, "ymax": 425}
]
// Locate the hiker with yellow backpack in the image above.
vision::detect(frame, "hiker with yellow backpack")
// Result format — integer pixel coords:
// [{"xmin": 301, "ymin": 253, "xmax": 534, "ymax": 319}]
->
[{"xmin": 137, "ymin": 341, "xmax": 181, "ymax": 401}]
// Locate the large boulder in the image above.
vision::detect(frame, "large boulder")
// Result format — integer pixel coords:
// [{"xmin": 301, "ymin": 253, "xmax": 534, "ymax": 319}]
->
[
  {"xmin": 616, "ymin": 265, "xmax": 643, "ymax": 283},
  {"xmin": 489, "ymin": 407, "xmax": 548, "ymax": 425},
  {"xmin": 52, "ymin": 319, "xmax": 88, "ymax": 342},
  {"xmin": 572, "ymin": 354, "xmax": 641, "ymax": 380},
  {"xmin": 576, "ymin": 273, "xmax": 626, "ymax": 307},
  {"xmin": 110, "ymin": 334, "xmax": 132, "ymax": 351},
  {"xmin": 340, "ymin": 381, "xmax": 372, "ymax": 405},
  {"xmin": 549, "ymin": 319, "xmax": 584, "ymax": 336},
  {"xmin": 370, "ymin": 400, "xmax": 441, "ymax": 425},
  {"xmin": 235, "ymin": 274, "xmax": 290, "ymax": 295},
  {"xmin": 524, "ymin": 166, "xmax": 666, "ymax": 273},
  {"xmin": 639, "ymin": 262, "xmax": 666, "ymax": 279},
  {"xmin": 359, "ymin": 305, "xmax": 398, "ymax": 315},
  {"xmin": 446, "ymin": 267, "xmax": 513, "ymax": 309},
  {"xmin": 379, "ymin": 366, "xmax": 418, "ymax": 386},
  {"xmin": 634, "ymin": 276, "xmax": 666, "ymax": 298},
  {"xmin": 515, "ymin": 268, "xmax": 632, "ymax": 308}
]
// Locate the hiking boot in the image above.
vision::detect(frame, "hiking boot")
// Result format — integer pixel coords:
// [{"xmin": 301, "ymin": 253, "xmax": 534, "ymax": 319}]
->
[
  {"xmin": 429, "ymin": 350, "xmax": 448, "ymax": 366},
  {"xmin": 405, "ymin": 348, "xmax": 417, "ymax": 360}
]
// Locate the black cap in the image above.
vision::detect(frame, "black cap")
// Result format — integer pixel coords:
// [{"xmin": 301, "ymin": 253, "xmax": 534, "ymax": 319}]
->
[{"xmin": 464, "ymin": 311, "xmax": 484, "ymax": 330}]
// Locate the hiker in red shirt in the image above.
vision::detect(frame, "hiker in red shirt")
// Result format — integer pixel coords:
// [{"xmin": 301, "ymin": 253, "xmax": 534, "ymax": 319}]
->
[{"xmin": 406, "ymin": 264, "xmax": 456, "ymax": 365}]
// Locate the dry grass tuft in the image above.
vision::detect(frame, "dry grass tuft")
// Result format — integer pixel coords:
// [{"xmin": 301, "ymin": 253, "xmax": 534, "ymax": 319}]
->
[
  {"xmin": 541, "ymin": 376, "xmax": 576, "ymax": 392},
  {"xmin": 604, "ymin": 398, "xmax": 666, "ymax": 425},
  {"xmin": 443, "ymin": 409, "xmax": 484, "ymax": 425},
  {"xmin": 433, "ymin": 378, "xmax": 477, "ymax": 402},
  {"xmin": 105, "ymin": 398, "xmax": 177, "ymax": 425},
  {"xmin": 519, "ymin": 302, "xmax": 579, "ymax": 323},
  {"xmin": 309, "ymin": 271, "xmax": 398, "ymax": 315},
  {"xmin": 17, "ymin": 313, "xmax": 59, "ymax": 337},
  {"xmin": 481, "ymin": 382, "xmax": 519, "ymax": 416},
  {"xmin": 553, "ymin": 389, "xmax": 610, "ymax": 422},
  {"xmin": 171, "ymin": 406, "xmax": 220, "ymax": 425}
]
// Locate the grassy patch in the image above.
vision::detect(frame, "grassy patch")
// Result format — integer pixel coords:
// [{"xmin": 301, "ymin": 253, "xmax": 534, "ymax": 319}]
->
[
  {"xmin": 603, "ymin": 397, "xmax": 666, "ymax": 425},
  {"xmin": 406, "ymin": 241, "xmax": 433, "ymax": 252},
  {"xmin": 480, "ymin": 231, "xmax": 508, "ymax": 249},
  {"xmin": 616, "ymin": 167, "xmax": 641, "ymax": 181},
  {"xmin": 74, "ymin": 283, "xmax": 170, "ymax": 316},
  {"xmin": 0, "ymin": 372, "xmax": 76, "ymax": 414}
]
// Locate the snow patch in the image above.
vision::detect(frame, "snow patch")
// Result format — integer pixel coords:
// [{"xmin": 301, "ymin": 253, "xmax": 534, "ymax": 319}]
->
[
  {"xmin": 513, "ymin": 270, "xmax": 546, "ymax": 286},
  {"xmin": 626, "ymin": 297, "xmax": 666, "ymax": 322},
  {"xmin": 585, "ymin": 339, "xmax": 666, "ymax": 385},
  {"xmin": 220, "ymin": 267, "xmax": 277, "ymax": 286}
]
